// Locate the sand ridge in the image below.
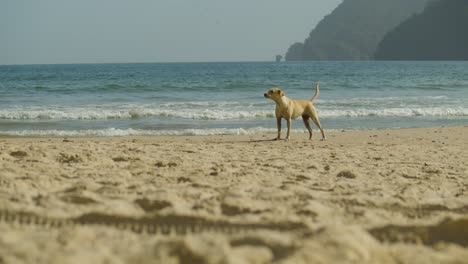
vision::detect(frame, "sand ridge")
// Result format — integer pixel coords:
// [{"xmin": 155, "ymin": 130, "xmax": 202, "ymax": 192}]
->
[{"xmin": 0, "ymin": 126, "xmax": 467, "ymax": 263}]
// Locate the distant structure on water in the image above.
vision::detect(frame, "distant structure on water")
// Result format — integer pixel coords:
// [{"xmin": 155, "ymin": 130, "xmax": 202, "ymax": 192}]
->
[{"xmin": 275, "ymin": 55, "xmax": 283, "ymax": 62}]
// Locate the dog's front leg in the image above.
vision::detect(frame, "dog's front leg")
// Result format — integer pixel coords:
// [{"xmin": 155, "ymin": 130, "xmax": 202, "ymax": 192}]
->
[
  {"xmin": 286, "ymin": 118, "xmax": 291, "ymax": 141},
  {"xmin": 275, "ymin": 117, "xmax": 282, "ymax": 140}
]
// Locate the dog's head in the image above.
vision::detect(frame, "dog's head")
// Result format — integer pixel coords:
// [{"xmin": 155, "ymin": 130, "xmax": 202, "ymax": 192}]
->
[{"xmin": 264, "ymin": 88, "xmax": 285, "ymax": 101}]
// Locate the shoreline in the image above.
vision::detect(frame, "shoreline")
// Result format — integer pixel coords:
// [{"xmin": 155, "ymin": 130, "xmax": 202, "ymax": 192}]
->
[
  {"xmin": 1, "ymin": 126, "xmax": 467, "ymax": 263},
  {"xmin": 0, "ymin": 124, "xmax": 465, "ymax": 138},
  {"xmin": 1, "ymin": 126, "xmax": 466, "ymax": 147}
]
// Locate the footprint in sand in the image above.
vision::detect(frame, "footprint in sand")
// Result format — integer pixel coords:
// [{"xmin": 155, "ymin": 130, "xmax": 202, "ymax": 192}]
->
[
  {"xmin": 336, "ymin": 170, "xmax": 358, "ymax": 179},
  {"xmin": 60, "ymin": 194, "xmax": 98, "ymax": 204},
  {"xmin": 134, "ymin": 198, "xmax": 172, "ymax": 212},
  {"xmin": 370, "ymin": 218, "xmax": 468, "ymax": 246},
  {"xmin": 57, "ymin": 184, "xmax": 99, "ymax": 204},
  {"xmin": 57, "ymin": 153, "xmax": 82, "ymax": 163},
  {"xmin": 154, "ymin": 161, "xmax": 178, "ymax": 168},
  {"xmin": 9, "ymin": 150, "xmax": 28, "ymax": 158}
]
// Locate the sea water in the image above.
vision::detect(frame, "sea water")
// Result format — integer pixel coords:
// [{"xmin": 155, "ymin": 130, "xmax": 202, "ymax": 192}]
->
[{"xmin": 0, "ymin": 61, "xmax": 467, "ymax": 137}]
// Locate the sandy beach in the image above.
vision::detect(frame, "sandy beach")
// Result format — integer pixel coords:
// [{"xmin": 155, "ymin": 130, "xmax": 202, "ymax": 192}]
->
[{"xmin": 0, "ymin": 126, "xmax": 467, "ymax": 263}]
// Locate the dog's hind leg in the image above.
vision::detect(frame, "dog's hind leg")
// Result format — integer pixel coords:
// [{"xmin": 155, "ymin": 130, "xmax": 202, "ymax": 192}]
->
[
  {"xmin": 302, "ymin": 115, "xmax": 313, "ymax": 140},
  {"xmin": 310, "ymin": 111, "xmax": 326, "ymax": 141}
]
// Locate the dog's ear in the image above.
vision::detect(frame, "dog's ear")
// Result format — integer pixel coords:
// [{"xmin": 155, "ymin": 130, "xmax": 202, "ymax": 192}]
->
[{"xmin": 280, "ymin": 91, "xmax": 285, "ymax": 97}]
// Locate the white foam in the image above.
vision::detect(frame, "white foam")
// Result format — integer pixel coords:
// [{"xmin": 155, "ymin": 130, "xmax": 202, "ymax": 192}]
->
[
  {"xmin": 0, "ymin": 127, "xmax": 311, "ymax": 137},
  {"xmin": 0, "ymin": 107, "xmax": 274, "ymax": 120},
  {"xmin": 1, "ymin": 101, "xmax": 466, "ymax": 121},
  {"xmin": 319, "ymin": 107, "xmax": 468, "ymax": 118},
  {"xmin": 319, "ymin": 95, "xmax": 450, "ymax": 104}
]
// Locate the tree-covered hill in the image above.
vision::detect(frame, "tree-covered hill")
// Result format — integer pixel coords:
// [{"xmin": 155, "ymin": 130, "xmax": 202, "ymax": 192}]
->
[
  {"xmin": 285, "ymin": 0, "xmax": 429, "ymax": 61},
  {"xmin": 375, "ymin": 0, "xmax": 468, "ymax": 60}
]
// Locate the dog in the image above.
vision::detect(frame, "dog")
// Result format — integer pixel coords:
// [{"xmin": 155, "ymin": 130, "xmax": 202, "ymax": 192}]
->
[{"xmin": 264, "ymin": 82, "xmax": 326, "ymax": 141}]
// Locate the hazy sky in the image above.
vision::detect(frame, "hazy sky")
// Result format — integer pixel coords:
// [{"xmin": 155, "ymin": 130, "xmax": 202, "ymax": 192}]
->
[{"xmin": 1, "ymin": 0, "xmax": 341, "ymax": 65}]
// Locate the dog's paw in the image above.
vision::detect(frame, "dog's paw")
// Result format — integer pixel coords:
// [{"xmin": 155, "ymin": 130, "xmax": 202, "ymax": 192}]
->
[{"xmin": 320, "ymin": 138, "xmax": 327, "ymax": 141}]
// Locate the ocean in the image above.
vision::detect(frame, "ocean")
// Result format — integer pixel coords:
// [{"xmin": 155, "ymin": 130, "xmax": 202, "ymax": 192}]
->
[{"xmin": 0, "ymin": 61, "xmax": 467, "ymax": 137}]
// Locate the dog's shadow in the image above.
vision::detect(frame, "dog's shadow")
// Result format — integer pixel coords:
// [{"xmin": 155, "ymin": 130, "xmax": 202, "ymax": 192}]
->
[
  {"xmin": 249, "ymin": 138, "xmax": 285, "ymax": 143},
  {"xmin": 219, "ymin": 138, "xmax": 286, "ymax": 144}
]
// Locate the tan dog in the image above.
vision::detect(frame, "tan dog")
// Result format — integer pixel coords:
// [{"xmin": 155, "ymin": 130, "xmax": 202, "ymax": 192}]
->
[{"xmin": 264, "ymin": 82, "xmax": 326, "ymax": 141}]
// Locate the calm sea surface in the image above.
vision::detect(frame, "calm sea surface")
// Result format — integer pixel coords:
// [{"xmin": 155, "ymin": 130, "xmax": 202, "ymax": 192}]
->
[{"xmin": 0, "ymin": 61, "xmax": 467, "ymax": 137}]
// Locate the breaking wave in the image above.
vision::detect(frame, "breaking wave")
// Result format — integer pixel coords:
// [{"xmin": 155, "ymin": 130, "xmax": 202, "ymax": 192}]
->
[
  {"xmin": 1, "ymin": 106, "xmax": 466, "ymax": 121},
  {"xmin": 0, "ymin": 127, "xmax": 307, "ymax": 137}
]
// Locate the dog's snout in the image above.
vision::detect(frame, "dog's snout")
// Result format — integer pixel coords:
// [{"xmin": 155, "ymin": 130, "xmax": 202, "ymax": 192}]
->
[{"xmin": 264, "ymin": 93, "xmax": 268, "ymax": 97}]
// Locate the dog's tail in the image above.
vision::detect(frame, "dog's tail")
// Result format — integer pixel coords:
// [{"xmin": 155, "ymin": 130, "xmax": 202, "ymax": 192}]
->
[{"xmin": 309, "ymin": 82, "xmax": 320, "ymax": 103}]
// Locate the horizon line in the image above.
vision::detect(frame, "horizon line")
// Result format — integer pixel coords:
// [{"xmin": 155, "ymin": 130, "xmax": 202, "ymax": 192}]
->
[
  {"xmin": 0, "ymin": 60, "xmax": 281, "ymax": 67},
  {"xmin": 2, "ymin": 60, "xmax": 467, "ymax": 67}
]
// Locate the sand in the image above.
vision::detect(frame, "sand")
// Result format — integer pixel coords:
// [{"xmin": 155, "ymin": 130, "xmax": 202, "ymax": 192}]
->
[{"xmin": 0, "ymin": 126, "xmax": 467, "ymax": 263}]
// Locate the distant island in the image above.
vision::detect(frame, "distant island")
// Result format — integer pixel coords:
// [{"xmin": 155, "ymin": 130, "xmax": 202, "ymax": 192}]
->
[
  {"xmin": 375, "ymin": 0, "xmax": 468, "ymax": 60},
  {"xmin": 285, "ymin": 0, "xmax": 429, "ymax": 61}
]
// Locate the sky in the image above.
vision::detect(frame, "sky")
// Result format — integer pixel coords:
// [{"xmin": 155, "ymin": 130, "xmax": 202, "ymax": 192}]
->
[{"xmin": 1, "ymin": 0, "xmax": 341, "ymax": 65}]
